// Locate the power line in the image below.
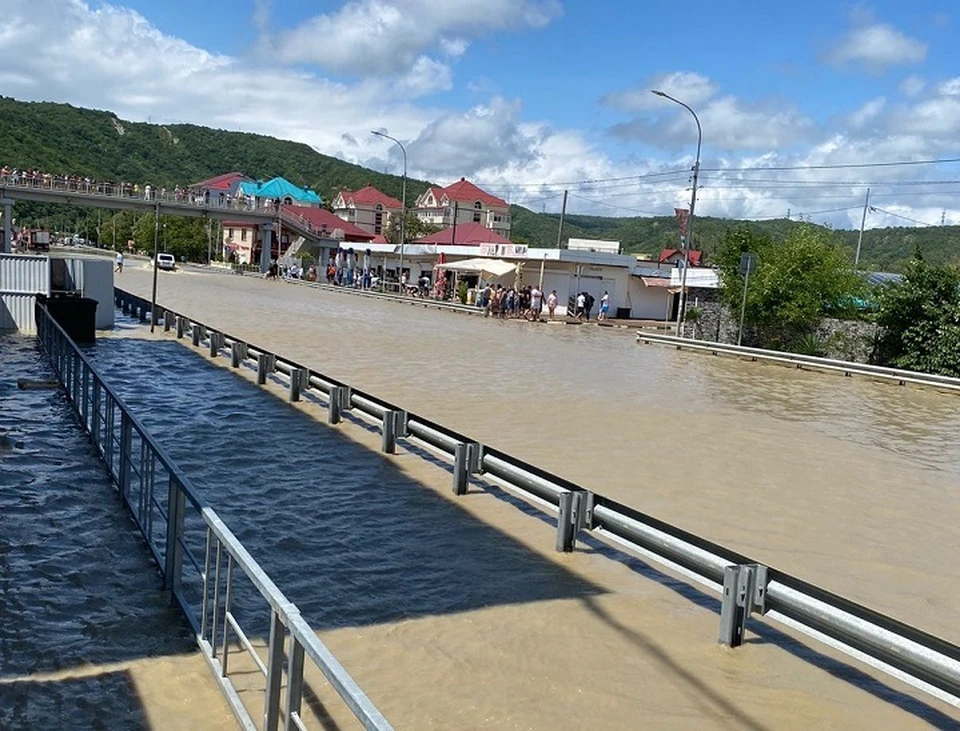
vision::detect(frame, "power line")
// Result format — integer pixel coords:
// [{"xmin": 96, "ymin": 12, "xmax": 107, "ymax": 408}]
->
[
  {"xmin": 699, "ymin": 157, "xmax": 960, "ymax": 173},
  {"xmin": 868, "ymin": 206, "xmax": 940, "ymax": 227},
  {"xmin": 566, "ymin": 192, "xmax": 664, "ymax": 217}
]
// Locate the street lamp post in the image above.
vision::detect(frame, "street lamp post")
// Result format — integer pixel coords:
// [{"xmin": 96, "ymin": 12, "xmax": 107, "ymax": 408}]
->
[
  {"xmin": 371, "ymin": 130, "xmax": 407, "ymax": 293},
  {"xmin": 652, "ymin": 89, "xmax": 701, "ymax": 337}
]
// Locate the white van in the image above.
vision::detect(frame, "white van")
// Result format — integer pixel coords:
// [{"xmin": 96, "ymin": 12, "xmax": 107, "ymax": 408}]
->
[{"xmin": 154, "ymin": 253, "xmax": 176, "ymax": 271}]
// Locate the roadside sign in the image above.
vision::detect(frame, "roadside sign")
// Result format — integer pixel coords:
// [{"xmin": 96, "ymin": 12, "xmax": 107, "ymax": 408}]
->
[{"xmin": 740, "ymin": 252, "xmax": 757, "ymax": 276}]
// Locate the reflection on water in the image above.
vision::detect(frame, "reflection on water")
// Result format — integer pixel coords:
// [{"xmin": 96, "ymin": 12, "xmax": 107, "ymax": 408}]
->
[{"xmin": 119, "ymin": 270, "xmax": 960, "ymax": 644}]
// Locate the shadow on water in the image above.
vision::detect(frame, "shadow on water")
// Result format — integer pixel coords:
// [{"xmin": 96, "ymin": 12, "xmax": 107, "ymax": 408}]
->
[
  {"xmin": 0, "ymin": 335, "xmax": 196, "ymax": 725},
  {"xmin": 84, "ymin": 329, "xmax": 959, "ymax": 727},
  {"xmin": 0, "ymin": 670, "xmax": 152, "ymax": 730},
  {"xmin": 88, "ymin": 337, "xmax": 606, "ymax": 630}
]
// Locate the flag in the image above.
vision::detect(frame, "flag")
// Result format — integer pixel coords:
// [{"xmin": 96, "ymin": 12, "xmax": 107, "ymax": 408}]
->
[{"xmin": 674, "ymin": 208, "xmax": 689, "ymax": 237}]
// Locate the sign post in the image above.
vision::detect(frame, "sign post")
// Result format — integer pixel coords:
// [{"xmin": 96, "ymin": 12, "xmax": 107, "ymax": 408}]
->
[{"xmin": 737, "ymin": 253, "xmax": 757, "ymax": 346}]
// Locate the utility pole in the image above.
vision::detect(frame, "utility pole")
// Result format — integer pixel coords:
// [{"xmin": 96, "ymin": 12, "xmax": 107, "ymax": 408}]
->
[
  {"xmin": 450, "ymin": 201, "xmax": 459, "ymax": 245},
  {"xmin": 556, "ymin": 190, "xmax": 568, "ymax": 248},
  {"xmin": 854, "ymin": 188, "xmax": 870, "ymax": 272},
  {"xmin": 150, "ymin": 202, "xmax": 160, "ymax": 334},
  {"xmin": 942, "ymin": 210, "xmax": 947, "ymax": 226}
]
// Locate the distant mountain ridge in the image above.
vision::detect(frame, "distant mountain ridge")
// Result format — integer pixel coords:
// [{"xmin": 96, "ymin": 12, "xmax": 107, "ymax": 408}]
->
[{"xmin": 2, "ymin": 95, "xmax": 958, "ymax": 270}]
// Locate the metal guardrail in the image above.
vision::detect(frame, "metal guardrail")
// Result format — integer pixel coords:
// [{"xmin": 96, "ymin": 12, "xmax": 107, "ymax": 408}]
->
[
  {"xmin": 114, "ymin": 288, "xmax": 960, "ymax": 710},
  {"xmin": 36, "ymin": 303, "xmax": 393, "ymax": 731},
  {"xmin": 636, "ymin": 331, "xmax": 960, "ymax": 393},
  {"xmin": 281, "ymin": 276, "xmax": 484, "ymax": 316}
]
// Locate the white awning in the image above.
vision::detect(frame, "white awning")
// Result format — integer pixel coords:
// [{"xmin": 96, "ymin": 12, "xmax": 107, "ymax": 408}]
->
[{"xmin": 434, "ymin": 257, "xmax": 517, "ymax": 278}]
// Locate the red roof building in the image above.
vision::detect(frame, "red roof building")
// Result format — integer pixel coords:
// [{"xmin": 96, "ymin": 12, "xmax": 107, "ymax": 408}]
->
[
  {"xmin": 416, "ymin": 221, "xmax": 512, "ymax": 246},
  {"xmin": 414, "ymin": 178, "xmax": 511, "ymax": 240},
  {"xmin": 659, "ymin": 248, "xmax": 703, "ymax": 267},
  {"xmin": 331, "ymin": 185, "xmax": 402, "ymax": 237},
  {"xmin": 189, "ymin": 172, "xmax": 252, "ymax": 195},
  {"xmin": 282, "ymin": 204, "xmax": 375, "ymax": 242}
]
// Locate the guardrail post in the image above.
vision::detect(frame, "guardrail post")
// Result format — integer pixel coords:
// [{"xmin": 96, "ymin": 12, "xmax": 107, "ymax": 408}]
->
[
  {"xmin": 163, "ymin": 310, "xmax": 174, "ymax": 332},
  {"xmin": 164, "ymin": 476, "xmax": 185, "ymax": 593},
  {"xmin": 289, "ymin": 368, "xmax": 304, "ymax": 402},
  {"xmin": 138, "ymin": 302, "xmax": 147, "ymax": 323},
  {"xmin": 209, "ymin": 331, "xmax": 224, "ymax": 358},
  {"xmin": 284, "ymin": 637, "xmax": 305, "ymax": 731},
  {"xmin": 382, "ymin": 409, "xmax": 398, "ymax": 453},
  {"xmin": 452, "ymin": 443, "xmax": 470, "ymax": 495},
  {"xmin": 192, "ymin": 322, "xmax": 201, "ymax": 346},
  {"xmin": 122, "ymin": 297, "xmax": 130, "ymax": 314},
  {"xmin": 257, "ymin": 353, "xmax": 275, "ymax": 385},
  {"xmin": 230, "ymin": 341, "xmax": 244, "ymax": 368},
  {"xmin": 328, "ymin": 386, "xmax": 344, "ymax": 424},
  {"xmin": 176, "ymin": 316, "xmax": 186, "ymax": 339},
  {"xmin": 263, "ymin": 610, "xmax": 286, "ymax": 731},
  {"xmin": 152, "ymin": 306, "xmax": 162, "ymax": 327},
  {"xmin": 556, "ymin": 491, "xmax": 575, "ymax": 552},
  {"xmin": 119, "ymin": 412, "xmax": 133, "ymax": 501},
  {"xmin": 718, "ymin": 564, "xmax": 767, "ymax": 647},
  {"xmin": 340, "ymin": 385, "xmax": 353, "ymax": 411}
]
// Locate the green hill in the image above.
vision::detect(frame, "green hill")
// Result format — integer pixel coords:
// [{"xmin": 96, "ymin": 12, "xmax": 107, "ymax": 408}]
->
[{"xmin": 2, "ymin": 95, "xmax": 957, "ymax": 270}]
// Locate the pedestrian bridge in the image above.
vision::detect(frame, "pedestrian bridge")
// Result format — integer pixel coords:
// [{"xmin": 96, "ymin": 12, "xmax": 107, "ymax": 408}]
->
[{"xmin": 0, "ymin": 174, "xmax": 340, "ymax": 269}]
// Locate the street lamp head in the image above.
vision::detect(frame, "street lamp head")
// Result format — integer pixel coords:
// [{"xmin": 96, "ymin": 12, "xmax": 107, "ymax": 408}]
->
[
  {"xmin": 651, "ymin": 89, "xmax": 667, "ymax": 97},
  {"xmin": 371, "ymin": 130, "xmax": 385, "ymax": 138}
]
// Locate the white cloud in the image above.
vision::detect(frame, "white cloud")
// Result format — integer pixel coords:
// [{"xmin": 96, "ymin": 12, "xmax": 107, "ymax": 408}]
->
[
  {"xmin": 0, "ymin": 0, "xmax": 955, "ymax": 231},
  {"xmin": 263, "ymin": 0, "xmax": 561, "ymax": 75},
  {"xmin": 609, "ymin": 80, "xmax": 813, "ymax": 153},
  {"xmin": 601, "ymin": 71, "xmax": 718, "ymax": 112},
  {"xmin": 899, "ymin": 75, "xmax": 926, "ymax": 96},
  {"xmin": 847, "ymin": 97, "xmax": 886, "ymax": 128},
  {"xmin": 827, "ymin": 22, "xmax": 927, "ymax": 70}
]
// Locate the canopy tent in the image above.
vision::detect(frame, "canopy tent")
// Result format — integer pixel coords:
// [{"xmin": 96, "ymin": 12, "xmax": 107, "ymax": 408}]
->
[{"xmin": 433, "ymin": 257, "xmax": 516, "ymax": 278}]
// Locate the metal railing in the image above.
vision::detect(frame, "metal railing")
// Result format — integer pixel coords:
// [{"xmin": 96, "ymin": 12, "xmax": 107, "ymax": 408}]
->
[
  {"xmin": 636, "ymin": 331, "xmax": 960, "ymax": 393},
  {"xmin": 35, "ymin": 303, "xmax": 392, "ymax": 731},
  {"xmin": 0, "ymin": 172, "xmax": 270, "ymax": 213},
  {"xmin": 114, "ymin": 287, "xmax": 960, "ymax": 711}
]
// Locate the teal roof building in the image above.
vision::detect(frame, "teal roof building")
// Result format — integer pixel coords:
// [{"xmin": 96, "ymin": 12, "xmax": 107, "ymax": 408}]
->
[{"xmin": 238, "ymin": 177, "xmax": 322, "ymax": 206}]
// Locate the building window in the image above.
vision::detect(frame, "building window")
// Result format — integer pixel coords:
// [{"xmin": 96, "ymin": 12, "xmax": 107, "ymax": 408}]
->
[
  {"xmin": 474, "ymin": 201, "xmax": 482, "ymax": 209},
  {"xmin": 473, "ymin": 211, "xmax": 482, "ymax": 223},
  {"xmin": 227, "ymin": 228, "xmax": 234, "ymax": 239},
  {"xmin": 241, "ymin": 229, "xmax": 247, "ymax": 241}
]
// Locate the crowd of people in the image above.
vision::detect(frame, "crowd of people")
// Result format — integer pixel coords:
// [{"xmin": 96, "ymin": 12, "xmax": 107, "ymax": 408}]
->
[
  {"xmin": 0, "ymin": 166, "xmax": 266, "ymax": 211},
  {"xmin": 476, "ymin": 285, "xmax": 609, "ymax": 322}
]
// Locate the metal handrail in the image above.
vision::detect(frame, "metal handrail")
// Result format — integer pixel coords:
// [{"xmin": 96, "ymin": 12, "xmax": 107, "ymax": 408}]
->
[
  {"xmin": 636, "ymin": 331, "xmax": 960, "ymax": 393},
  {"xmin": 116, "ymin": 288, "xmax": 960, "ymax": 708},
  {"xmin": 35, "ymin": 302, "xmax": 393, "ymax": 731}
]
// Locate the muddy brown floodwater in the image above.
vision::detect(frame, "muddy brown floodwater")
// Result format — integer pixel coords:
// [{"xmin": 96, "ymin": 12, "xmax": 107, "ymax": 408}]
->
[{"xmin": 117, "ymin": 265, "xmax": 960, "ymax": 727}]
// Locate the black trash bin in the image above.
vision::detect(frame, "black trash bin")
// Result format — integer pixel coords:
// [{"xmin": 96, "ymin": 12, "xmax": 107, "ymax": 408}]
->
[{"xmin": 37, "ymin": 294, "xmax": 98, "ymax": 343}]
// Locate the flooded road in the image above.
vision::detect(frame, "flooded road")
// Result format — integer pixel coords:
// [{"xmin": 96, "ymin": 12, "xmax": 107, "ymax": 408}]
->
[
  {"xmin": 0, "ymin": 334, "xmax": 233, "ymax": 729},
  {"xmin": 88, "ymin": 317, "xmax": 959, "ymax": 729},
  {"xmin": 120, "ymin": 266, "xmax": 960, "ymax": 648}
]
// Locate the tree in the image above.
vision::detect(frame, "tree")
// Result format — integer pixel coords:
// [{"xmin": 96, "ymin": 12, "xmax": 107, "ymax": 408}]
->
[
  {"xmin": 384, "ymin": 212, "xmax": 441, "ymax": 244},
  {"xmin": 872, "ymin": 253, "xmax": 960, "ymax": 375},
  {"xmin": 716, "ymin": 224, "xmax": 863, "ymax": 349}
]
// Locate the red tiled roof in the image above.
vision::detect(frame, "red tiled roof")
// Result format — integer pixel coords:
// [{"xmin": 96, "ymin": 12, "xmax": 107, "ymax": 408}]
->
[
  {"xmin": 416, "ymin": 221, "xmax": 512, "ymax": 246},
  {"xmin": 659, "ymin": 249, "xmax": 703, "ymax": 266},
  {"xmin": 371, "ymin": 234, "xmax": 389, "ymax": 244},
  {"xmin": 190, "ymin": 172, "xmax": 250, "ymax": 191},
  {"xmin": 283, "ymin": 204, "xmax": 375, "ymax": 241},
  {"xmin": 439, "ymin": 178, "xmax": 508, "ymax": 207},
  {"xmin": 339, "ymin": 185, "xmax": 402, "ymax": 209}
]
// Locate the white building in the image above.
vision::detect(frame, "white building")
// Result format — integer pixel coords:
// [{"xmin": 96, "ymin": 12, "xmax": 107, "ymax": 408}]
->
[
  {"xmin": 414, "ymin": 178, "xmax": 511, "ymax": 239},
  {"xmin": 358, "ymin": 236, "xmax": 715, "ymax": 319},
  {"xmin": 331, "ymin": 185, "xmax": 403, "ymax": 237}
]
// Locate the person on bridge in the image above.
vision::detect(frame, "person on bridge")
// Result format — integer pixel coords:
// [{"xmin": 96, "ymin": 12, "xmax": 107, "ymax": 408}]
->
[{"xmin": 115, "ymin": 251, "xmax": 124, "ymax": 273}]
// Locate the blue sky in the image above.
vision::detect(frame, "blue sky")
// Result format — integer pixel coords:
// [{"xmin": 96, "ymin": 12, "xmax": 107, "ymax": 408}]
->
[{"xmin": 1, "ymin": 0, "xmax": 958, "ymax": 227}]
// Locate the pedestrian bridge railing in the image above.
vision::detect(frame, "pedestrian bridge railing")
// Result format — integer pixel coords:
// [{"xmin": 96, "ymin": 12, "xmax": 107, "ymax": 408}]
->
[
  {"xmin": 114, "ymin": 287, "xmax": 960, "ymax": 710},
  {"xmin": 36, "ymin": 303, "xmax": 393, "ymax": 731},
  {"xmin": 636, "ymin": 330, "xmax": 960, "ymax": 393}
]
